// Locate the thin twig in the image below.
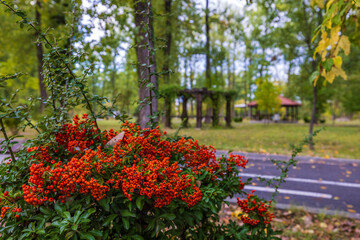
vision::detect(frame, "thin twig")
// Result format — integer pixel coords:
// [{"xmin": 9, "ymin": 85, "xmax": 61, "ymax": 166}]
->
[
  {"xmin": 0, "ymin": 1, "xmax": 100, "ymax": 133},
  {"xmin": 0, "ymin": 118, "xmax": 16, "ymax": 162}
]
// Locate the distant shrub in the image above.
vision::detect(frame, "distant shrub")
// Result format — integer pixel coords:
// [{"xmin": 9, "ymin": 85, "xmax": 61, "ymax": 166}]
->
[
  {"xmin": 303, "ymin": 116, "xmax": 310, "ymax": 123},
  {"xmin": 319, "ymin": 119, "xmax": 326, "ymax": 124},
  {"xmin": 3, "ymin": 117, "xmax": 21, "ymax": 135},
  {"xmin": 234, "ymin": 117, "xmax": 243, "ymax": 122}
]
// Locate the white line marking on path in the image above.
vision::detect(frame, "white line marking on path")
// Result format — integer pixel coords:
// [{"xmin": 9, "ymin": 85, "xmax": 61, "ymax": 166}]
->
[
  {"xmin": 244, "ymin": 186, "xmax": 333, "ymax": 199},
  {"xmin": 240, "ymin": 173, "xmax": 360, "ymax": 188}
]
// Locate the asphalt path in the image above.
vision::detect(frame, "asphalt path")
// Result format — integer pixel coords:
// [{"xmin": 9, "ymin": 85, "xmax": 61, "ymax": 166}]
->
[
  {"xmin": 1, "ymin": 149, "xmax": 359, "ymax": 218},
  {"xmin": 216, "ymin": 151, "xmax": 360, "ymax": 218}
]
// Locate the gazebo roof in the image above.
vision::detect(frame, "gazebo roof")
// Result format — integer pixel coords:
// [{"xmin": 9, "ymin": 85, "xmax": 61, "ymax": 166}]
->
[{"xmin": 247, "ymin": 96, "xmax": 301, "ymax": 107}]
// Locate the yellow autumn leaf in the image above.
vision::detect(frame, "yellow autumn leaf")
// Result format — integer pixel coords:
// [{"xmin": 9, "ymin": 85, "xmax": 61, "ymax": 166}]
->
[
  {"xmin": 320, "ymin": 222, "xmax": 327, "ymax": 228},
  {"xmin": 316, "ymin": 0, "xmax": 325, "ymax": 8},
  {"xmin": 330, "ymin": 25, "xmax": 340, "ymax": 47},
  {"xmin": 314, "ymin": 75, "xmax": 319, "ymax": 86},
  {"xmin": 333, "ymin": 56, "xmax": 342, "ymax": 68},
  {"xmin": 325, "ymin": 19, "xmax": 332, "ymax": 29},
  {"xmin": 338, "ymin": 35, "xmax": 351, "ymax": 55},
  {"xmin": 231, "ymin": 210, "xmax": 243, "ymax": 219},
  {"xmin": 332, "ymin": 66, "xmax": 347, "ymax": 80},
  {"xmin": 325, "ymin": 69, "xmax": 336, "ymax": 83},
  {"xmin": 321, "ymin": 40, "xmax": 330, "ymax": 60},
  {"xmin": 321, "ymin": 68, "xmax": 326, "ymax": 77},
  {"xmin": 313, "ymin": 46, "xmax": 320, "ymax": 59},
  {"xmin": 326, "ymin": 0, "xmax": 336, "ymax": 9}
]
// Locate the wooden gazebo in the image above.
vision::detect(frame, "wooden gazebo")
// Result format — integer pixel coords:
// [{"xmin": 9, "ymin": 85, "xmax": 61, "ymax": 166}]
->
[
  {"xmin": 163, "ymin": 88, "xmax": 236, "ymax": 129},
  {"xmin": 247, "ymin": 96, "xmax": 301, "ymax": 122}
]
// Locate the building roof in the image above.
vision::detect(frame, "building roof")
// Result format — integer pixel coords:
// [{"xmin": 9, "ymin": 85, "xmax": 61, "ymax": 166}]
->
[{"xmin": 247, "ymin": 96, "xmax": 301, "ymax": 107}]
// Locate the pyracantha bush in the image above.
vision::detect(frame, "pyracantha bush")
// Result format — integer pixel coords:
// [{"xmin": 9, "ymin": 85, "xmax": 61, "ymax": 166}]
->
[{"xmin": 0, "ymin": 115, "xmax": 279, "ymax": 240}]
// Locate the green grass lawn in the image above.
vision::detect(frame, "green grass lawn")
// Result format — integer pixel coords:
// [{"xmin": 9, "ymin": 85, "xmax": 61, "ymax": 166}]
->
[
  {"xmin": 2, "ymin": 118, "xmax": 360, "ymax": 159},
  {"xmin": 164, "ymin": 120, "xmax": 360, "ymax": 159}
]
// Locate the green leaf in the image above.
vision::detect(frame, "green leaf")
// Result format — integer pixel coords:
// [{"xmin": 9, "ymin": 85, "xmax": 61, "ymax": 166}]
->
[
  {"xmin": 132, "ymin": 235, "xmax": 144, "ymax": 240},
  {"xmin": 136, "ymin": 196, "xmax": 144, "ymax": 210},
  {"xmin": 63, "ymin": 211, "xmax": 71, "ymax": 219},
  {"xmin": 74, "ymin": 210, "xmax": 83, "ymax": 223},
  {"xmin": 65, "ymin": 231, "xmax": 75, "ymax": 240},
  {"xmin": 78, "ymin": 232, "xmax": 95, "ymax": 240},
  {"xmin": 103, "ymin": 214, "xmax": 118, "ymax": 227},
  {"xmin": 193, "ymin": 211, "xmax": 203, "ymax": 221},
  {"xmin": 71, "ymin": 224, "xmax": 78, "ymax": 231},
  {"xmin": 89, "ymin": 230, "xmax": 102, "ymax": 237},
  {"xmin": 60, "ymin": 224, "xmax": 68, "ymax": 235},
  {"xmin": 122, "ymin": 217, "xmax": 130, "ymax": 230},
  {"xmin": 54, "ymin": 203, "xmax": 64, "ymax": 216},
  {"xmin": 159, "ymin": 213, "xmax": 176, "ymax": 221},
  {"xmin": 309, "ymin": 71, "xmax": 319, "ymax": 84},
  {"xmin": 40, "ymin": 207, "xmax": 52, "ymax": 215},
  {"xmin": 120, "ymin": 209, "xmax": 136, "ymax": 217},
  {"xmin": 98, "ymin": 198, "xmax": 110, "ymax": 212},
  {"xmin": 323, "ymin": 58, "xmax": 334, "ymax": 71}
]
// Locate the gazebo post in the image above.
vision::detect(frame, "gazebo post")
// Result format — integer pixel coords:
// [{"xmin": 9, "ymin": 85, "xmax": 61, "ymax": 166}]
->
[
  {"xmin": 295, "ymin": 106, "xmax": 298, "ymax": 122},
  {"xmin": 293, "ymin": 106, "xmax": 295, "ymax": 122},
  {"xmin": 195, "ymin": 93, "xmax": 203, "ymax": 129},
  {"xmin": 292, "ymin": 106, "xmax": 295, "ymax": 122},
  {"xmin": 181, "ymin": 96, "xmax": 189, "ymax": 127}
]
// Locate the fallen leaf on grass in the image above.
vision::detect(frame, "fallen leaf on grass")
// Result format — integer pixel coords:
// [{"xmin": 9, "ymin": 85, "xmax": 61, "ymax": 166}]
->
[{"xmin": 320, "ymin": 222, "xmax": 327, "ymax": 228}]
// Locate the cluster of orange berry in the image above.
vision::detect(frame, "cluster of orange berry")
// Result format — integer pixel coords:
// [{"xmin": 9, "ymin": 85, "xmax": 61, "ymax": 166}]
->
[
  {"xmin": 236, "ymin": 190, "xmax": 274, "ymax": 226},
  {"xmin": 19, "ymin": 115, "xmax": 253, "ymax": 213},
  {"xmin": 22, "ymin": 116, "xmax": 212, "ymax": 209},
  {"xmin": 1, "ymin": 206, "xmax": 9, "ymax": 218}
]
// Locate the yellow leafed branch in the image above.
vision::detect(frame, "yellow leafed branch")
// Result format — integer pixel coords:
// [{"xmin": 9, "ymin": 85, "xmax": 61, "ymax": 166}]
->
[{"xmin": 310, "ymin": 0, "xmax": 358, "ymax": 85}]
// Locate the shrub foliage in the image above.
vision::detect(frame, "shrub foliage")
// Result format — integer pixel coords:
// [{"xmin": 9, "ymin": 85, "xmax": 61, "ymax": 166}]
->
[{"xmin": 0, "ymin": 115, "xmax": 280, "ymax": 239}]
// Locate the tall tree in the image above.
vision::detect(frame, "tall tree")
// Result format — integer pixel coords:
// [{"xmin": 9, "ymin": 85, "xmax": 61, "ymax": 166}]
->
[
  {"xmin": 163, "ymin": 0, "xmax": 172, "ymax": 128},
  {"xmin": 134, "ymin": 0, "xmax": 158, "ymax": 128},
  {"xmin": 35, "ymin": 0, "xmax": 47, "ymax": 113},
  {"xmin": 205, "ymin": 0, "xmax": 211, "ymax": 88}
]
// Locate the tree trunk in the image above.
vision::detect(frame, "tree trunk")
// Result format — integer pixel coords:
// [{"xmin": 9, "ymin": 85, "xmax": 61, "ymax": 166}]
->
[
  {"xmin": 35, "ymin": 0, "xmax": 47, "ymax": 113},
  {"xmin": 163, "ymin": 0, "xmax": 172, "ymax": 84},
  {"xmin": 190, "ymin": 56, "xmax": 194, "ymax": 116},
  {"xmin": 205, "ymin": 0, "xmax": 211, "ymax": 88},
  {"xmin": 134, "ymin": 0, "xmax": 158, "ymax": 128},
  {"xmin": 111, "ymin": 54, "xmax": 117, "ymax": 100},
  {"xmin": 163, "ymin": 0, "xmax": 172, "ymax": 128}
]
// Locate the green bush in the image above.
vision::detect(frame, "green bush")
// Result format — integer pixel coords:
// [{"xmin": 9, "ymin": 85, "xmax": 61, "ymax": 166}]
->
[
  {"xmin": 234, "ymin": 117, "xmax": 243, "ymax": 123},
  {"xmin": 0, "ymin": 116, "xmax": 279, "ymax": 239},
  {"xmin": 3, "ymin": 118, "xmax": 21, "ymax": 135},
  {"xmin": 303, "ymin": 116, "xmax": 310, "ymax": 123}
]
